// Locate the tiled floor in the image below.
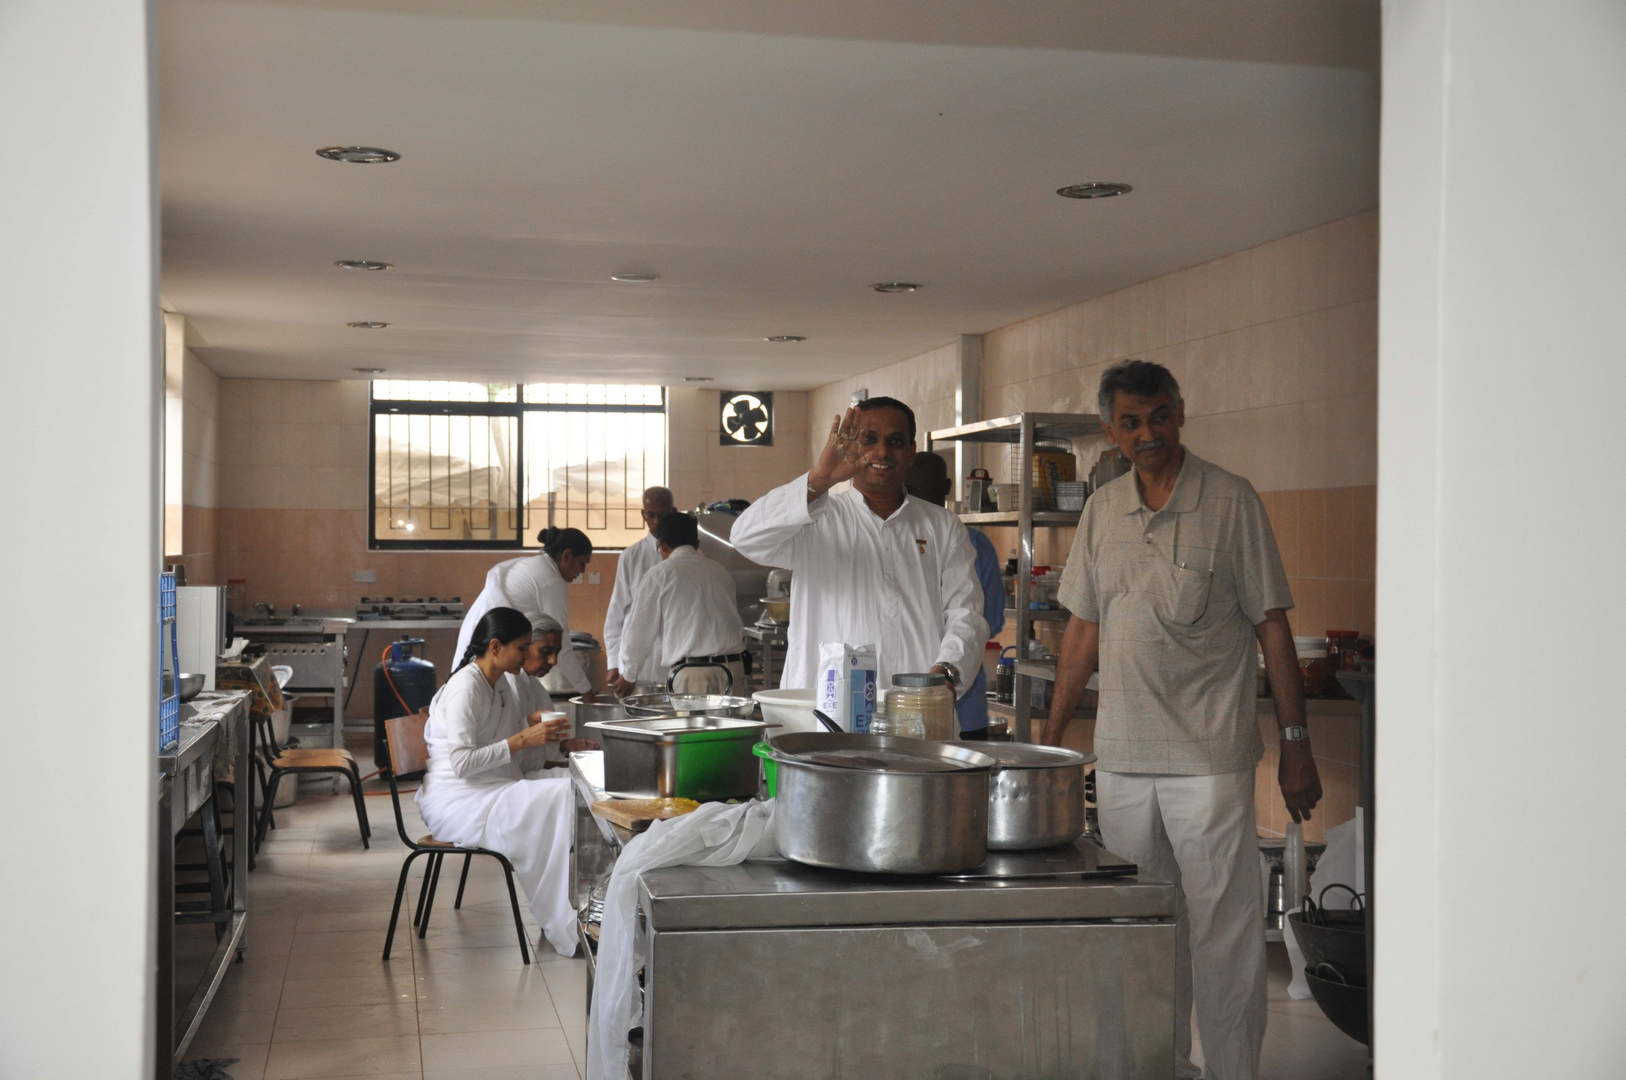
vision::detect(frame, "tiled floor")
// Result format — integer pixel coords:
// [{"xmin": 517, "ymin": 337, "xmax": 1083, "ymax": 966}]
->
[{"xmin": 177, "ymin": 736, "xmax": 1368, "ymax": 1079}]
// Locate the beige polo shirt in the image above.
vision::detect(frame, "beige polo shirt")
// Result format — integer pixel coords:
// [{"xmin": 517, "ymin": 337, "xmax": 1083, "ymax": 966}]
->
[{"xmin": 1057, "ymin": 450, "xmax": 1292, "ymax": 775}]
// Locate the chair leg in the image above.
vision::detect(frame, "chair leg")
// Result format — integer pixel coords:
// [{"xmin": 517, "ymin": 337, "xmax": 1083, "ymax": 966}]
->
[
  {"xmin": 454, "ymin": 853, "xmax": 473, "ymax": 909},
  {"xmin": 418, "ymin": 852, "xmax": 445, "ymax": 939},
  {"xmin": 255, "ymin": 771, "xmax": 284, "ymax": 852},
  {"xmin": 383, "ymin": 850, "xmax": 426, "ymax": 961},
  {"xmin": 413, "ymin": 852, "xmax": 437, "ymax": 927},
  {"xmin": 199, "ymin": 794, "xmax": 228, "ymax": 943},
  {"xmin": 499, "ymin": 856, "xmax": 532, "ymax": 965},
  {"xmin": 346, "ymin": 768, "xmax": 370, "ymax": 849}
]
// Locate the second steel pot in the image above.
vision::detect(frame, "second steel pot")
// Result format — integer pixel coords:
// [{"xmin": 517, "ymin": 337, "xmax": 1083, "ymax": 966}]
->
[
  {"xmin": 953, "ymin": 742, "xmax": 1093, "ymax": 851},
  {"xmin": 767, "ymin": 733, "xmax": 996, "ymax": 874}
]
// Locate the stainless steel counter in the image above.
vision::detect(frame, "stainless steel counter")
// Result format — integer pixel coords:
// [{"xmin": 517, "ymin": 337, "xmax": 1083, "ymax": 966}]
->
[
  {"xmin": 157, "ymin": 690, "xmax": 253, "ymax": 1070},
  {"xmin": 636, "ymin": 854, "xmax": 1177, "ymax": 1079}
]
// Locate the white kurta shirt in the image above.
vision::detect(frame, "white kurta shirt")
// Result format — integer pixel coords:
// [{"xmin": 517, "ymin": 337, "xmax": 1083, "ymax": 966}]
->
[
  {"xmin": 730, "ymin": 473, "xmax": 987, "ymax": 697},
  {"xmin": 454, "ymin": 552, "xmax": 588, "ymax": 694},
  {"xmin": 601, "ymin": 532, "xmax": 660, "ymax": 671},
  {"xmin": 504, "ymin": 670, "xmax": 567, "ymax": 766},
  {"xmin": 618, "ymin": 546, "xmax": 745, "ymax": 684}
]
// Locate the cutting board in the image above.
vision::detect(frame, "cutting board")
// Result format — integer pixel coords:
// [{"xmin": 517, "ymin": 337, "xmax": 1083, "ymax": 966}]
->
[{"xmin": 591, "ymin": 796, "xmax": 701, "ymax": 832}]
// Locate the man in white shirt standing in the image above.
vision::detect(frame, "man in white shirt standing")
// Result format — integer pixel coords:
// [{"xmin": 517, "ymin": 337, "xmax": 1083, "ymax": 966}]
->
[
  {"xmin": 614, "ymin": 512, "xmax": 748, "ymax": 695},
  {"xmin": 730, "ymin": 397, "xmax": 987, "ymax": 700},
  {"xmin": 602, "ymin": 486, "xmax": 675, "ymax": 690}
]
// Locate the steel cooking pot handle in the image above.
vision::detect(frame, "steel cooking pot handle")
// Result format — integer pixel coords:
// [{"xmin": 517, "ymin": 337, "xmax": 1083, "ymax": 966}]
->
[
  {"xmin": 1318, "ymin": 883, "xmax": 1365, "ymax": 912},
  {"xmin": 1309, "ymin": 961, "xmax": 1351, "ymax": 985}
]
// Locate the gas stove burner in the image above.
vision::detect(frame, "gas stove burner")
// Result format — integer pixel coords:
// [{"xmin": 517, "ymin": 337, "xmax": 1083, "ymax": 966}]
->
[{"xmin": 355, "ymin": 595, "xmax": 467, "ymax": 621}]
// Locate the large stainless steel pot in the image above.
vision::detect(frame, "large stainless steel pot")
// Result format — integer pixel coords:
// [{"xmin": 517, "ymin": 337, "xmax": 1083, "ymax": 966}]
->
[
  {"xmin": 767, "ymin": 733, "xmax": 996, "ymax": 874},
  {"xmin": 569, "ymin": 695, "xmax": 629, "ymax": 725},
  {"xmin": 952, "ymin": 741, "xmax": 1093, "ymax": 851}
]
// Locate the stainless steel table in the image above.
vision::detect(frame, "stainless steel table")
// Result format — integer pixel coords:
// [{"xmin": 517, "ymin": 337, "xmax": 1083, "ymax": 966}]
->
[
  {"xmin": 635, "ymin": 854, "xmax": 1177, "ymax": 1079},
  {"xmin": 156, "ymin": 690, "xmax": 253, "ymax": 1069}
]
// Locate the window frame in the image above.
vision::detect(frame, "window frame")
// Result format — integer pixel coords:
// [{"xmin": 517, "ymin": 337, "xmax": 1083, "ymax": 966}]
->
[{"xmin": 367, "ymin": 384, "xmax": 666, "ymax": 552}]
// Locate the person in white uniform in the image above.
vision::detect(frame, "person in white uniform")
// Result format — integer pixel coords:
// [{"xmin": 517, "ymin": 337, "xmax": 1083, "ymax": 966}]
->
[
  {"xmin": 602, "ymin": 486, "xmax": 675, "ymax": 690},
  {"xmin": 1043, "ymin": 360, "xmax": 1323, "ymax": 1080},
  {"xmin": 454, "ymin": 526, "xmax": 600, "ymax": 699},
  {"xmin": 417, "ymin": 606, "xmax": 579, "ymax": 956},
  {"xmin": 613, "ymin": 511, "xmax": 747, "ymax": 696},
  {"xmin": 730, "ymin": 396, "xmax": 987, "ymax": 702}
]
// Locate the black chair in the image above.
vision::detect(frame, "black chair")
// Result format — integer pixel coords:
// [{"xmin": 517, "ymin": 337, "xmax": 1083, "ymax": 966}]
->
[
  {"xmin": 380, "ymin": 711, "xmax": 531, "ymax": 964},
  {"xmin": 251, "ymin": 711, "xmax": 370, "ymax": 851}
]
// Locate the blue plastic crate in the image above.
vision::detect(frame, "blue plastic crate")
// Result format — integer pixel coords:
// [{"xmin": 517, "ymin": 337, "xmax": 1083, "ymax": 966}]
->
[
  {"xmin": 158, "ymin": 696, "xmax": 180, "ymax": 755},
  {"xmin": 159, "ymin": 571, "xmax": 177, "ymax": 621}
]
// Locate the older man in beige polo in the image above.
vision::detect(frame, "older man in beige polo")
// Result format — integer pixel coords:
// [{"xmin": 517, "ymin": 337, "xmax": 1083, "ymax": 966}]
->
[{"xmin": 1043, "ymin": 360, "xmax": 1321, "ymax": 1080}]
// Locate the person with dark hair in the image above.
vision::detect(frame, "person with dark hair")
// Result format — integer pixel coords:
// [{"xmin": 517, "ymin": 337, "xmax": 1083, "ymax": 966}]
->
[
  {"xmin": 614, "ymin": 511, "xmax": 747, "ymax": 695},
  {"xmin": 1044, "ymin": 358, "xmax": 1321, "ymax": 1080},
  {"xmin": 416, "ymin": 607, "xmax": 578, "ymax": 956},
  {"xmin": 731, "ymin": 399, "xmax": 986, "ymax": 707},
  {"xmin": 454, "ymin": 525, "xmax": 600, "ymax": 701},
  {"xmin": 905, "ymin": 451, "xmax": 1005, "ymax": 737},
  {"xmin": 603, "ymin": 486, "xmax": 676, "ymax": 689}
]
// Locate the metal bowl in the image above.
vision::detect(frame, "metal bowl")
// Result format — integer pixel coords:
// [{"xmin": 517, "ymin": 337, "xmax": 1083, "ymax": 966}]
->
[
  {"xmin": 177, "ymin": 673, "xmax": 206, "ymax": 702},
  {"xmin": 621, "ymin": 693, "xmax": 757, "ymax": 720}
]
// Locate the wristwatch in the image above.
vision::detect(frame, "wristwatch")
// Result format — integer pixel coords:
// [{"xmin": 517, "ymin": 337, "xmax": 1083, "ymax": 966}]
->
[
  {"xmin": 938, "ymin": 663, "xmax": 962, "ymax": 690},
  {"xmin": 1280, "ymin": 724, "xmax": 1310, "ymax": 743}
]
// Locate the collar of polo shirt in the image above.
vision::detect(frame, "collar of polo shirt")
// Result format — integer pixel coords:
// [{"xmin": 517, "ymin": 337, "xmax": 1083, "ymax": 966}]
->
[{"xmin": 1125, "ymin": 450, "xmax": 1207, "ymax": 515}]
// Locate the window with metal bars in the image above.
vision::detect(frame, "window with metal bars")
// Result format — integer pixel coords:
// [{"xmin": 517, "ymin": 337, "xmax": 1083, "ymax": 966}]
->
[{"xmin": 369, "ymin": 380, "xmax": 667, "ymax": 550}]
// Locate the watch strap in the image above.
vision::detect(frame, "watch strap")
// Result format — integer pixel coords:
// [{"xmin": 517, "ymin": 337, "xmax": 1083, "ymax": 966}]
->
[{"xmin": 1280, "ymin": 723, "xmax": 1309, "ymax": 742}]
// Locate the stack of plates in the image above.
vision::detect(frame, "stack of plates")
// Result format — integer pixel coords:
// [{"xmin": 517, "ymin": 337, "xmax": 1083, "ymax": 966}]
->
[{"xmin": 1054, "ymin": 481, "xmax": 1089, "ymax": 511}]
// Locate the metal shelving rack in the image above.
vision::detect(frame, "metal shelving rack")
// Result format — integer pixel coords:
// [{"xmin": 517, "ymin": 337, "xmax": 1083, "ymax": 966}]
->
[{"xmin": 928, "ymin": 412, "xmax": 1102, "ymax": 741}]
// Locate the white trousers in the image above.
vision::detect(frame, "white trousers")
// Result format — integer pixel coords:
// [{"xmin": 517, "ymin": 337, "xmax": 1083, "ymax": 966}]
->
[{"xmin": 1097, "ymin": 769, "xmax": 1266, "ymax": 1080}]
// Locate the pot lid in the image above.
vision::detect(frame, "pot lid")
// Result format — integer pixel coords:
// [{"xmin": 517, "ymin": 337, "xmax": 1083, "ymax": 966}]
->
[
  {"xmin": 950, "ymin": 741, "xmax": 1096, "ymax": 768},
  {"xmin": 768, "ymin": 732, "xmax": 994, "ymax": 773}
]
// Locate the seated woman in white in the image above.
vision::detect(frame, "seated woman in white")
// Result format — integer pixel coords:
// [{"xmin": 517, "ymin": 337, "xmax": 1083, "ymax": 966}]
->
[{"xmin": 416, "ymin": 606, "xmax": 578, "ymax": 956}]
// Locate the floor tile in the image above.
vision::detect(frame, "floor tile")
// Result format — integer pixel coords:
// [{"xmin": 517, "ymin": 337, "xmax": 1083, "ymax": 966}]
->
[
  {"xmin": 264, "ymin": 1034, "xmax": 422, "ymax": 1079},
  {"xmin": 412, "ymin": 922, "xmax": 534, "ymax": 951},
  {"xmin": 291, "ymin": 929, "xmax": 403, "ymax": 960},
  {"xmin": 417, "ymin": 993, "xmax": 563, "ymax": 1035},
  {"xmin": 420, "ymin": 1029, "xmax": 574, "ymax": 1071},
  {"xmin": 280, "ymin": 972, "xmax": 417, "ymax": 1009},
  {"xmin": 179, "ymin": 1041, "xmax": 269, "ymax": 1080},
  {"xmin": 187, "ymin": 1000, "xmax": 280, "ymax": 1049},
  {"xmin": 423, "ymin": 1066, "xmax": 579, "ymax": 1080},
  {"xmin": 412, "ymin": 946, "xmax": 534, "ymax": 977},
  {"xmin": 273, "ymin": 1002, "xmax": 420, "ymax": 1042},
  {"xmin": 286, "ymin": 948, "xmax": 411, "ymax": 982}
]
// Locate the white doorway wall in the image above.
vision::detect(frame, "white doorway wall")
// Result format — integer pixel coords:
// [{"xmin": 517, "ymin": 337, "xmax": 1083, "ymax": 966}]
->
[
  {"xmin": 0, "ymin": 1, "xmax": 160, "ymax": 1077},
  {"xmin": 1378, "ymin": 1, "xmax": 1626, "ymax": 1075}
]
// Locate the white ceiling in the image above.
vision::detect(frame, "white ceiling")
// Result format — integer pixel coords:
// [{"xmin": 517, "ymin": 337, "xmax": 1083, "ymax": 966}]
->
[{"xmin": 158, "ymin": 0, "xmax": 1378, "ymax": 389}]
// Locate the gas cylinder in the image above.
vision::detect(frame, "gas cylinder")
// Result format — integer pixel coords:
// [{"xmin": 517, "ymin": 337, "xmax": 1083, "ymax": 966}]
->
[{"xmin": 374, "ymin": 637, "xmax": 437, "ymax": 771}]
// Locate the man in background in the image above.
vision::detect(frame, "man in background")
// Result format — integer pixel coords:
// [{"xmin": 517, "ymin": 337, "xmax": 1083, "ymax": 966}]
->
[
  {"xmin": 905, "ymin": 451, "xmax": 1005, "ymax": 737},
  {"xmin": 602, "ymin": 486, "xmax": 675, "ymax": 690},
  {"xmin": 614, "ymin": 511, "xmax": 748, "ymax": 695}
]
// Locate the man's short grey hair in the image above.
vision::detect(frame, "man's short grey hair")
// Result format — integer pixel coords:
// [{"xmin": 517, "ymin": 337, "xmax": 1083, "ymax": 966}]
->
[
  {"xmin": 1097, "ymin": 360, "xmax": 1183, "ymax": 424},
  {"xmin": 642, "ymin": 486, "xmax": 674, "ymax": 508},
  {"xmin": 529, "ymin": 613, "xmax": 564, "ymax": 637}
]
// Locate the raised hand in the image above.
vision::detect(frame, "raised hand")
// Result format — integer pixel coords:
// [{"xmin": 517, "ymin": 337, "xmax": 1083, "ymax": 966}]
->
[{"xmin": 810, "ymin": 407, "xmax": 863, "ymax": 496}]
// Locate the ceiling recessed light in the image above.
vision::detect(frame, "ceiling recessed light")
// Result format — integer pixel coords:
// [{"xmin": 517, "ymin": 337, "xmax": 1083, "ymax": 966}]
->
[
  {"xmin": 765, "ymin": 335, "xmax": 806, "ymax": 343},
  {"xmin": 335, "ymin": 259, "xmax": 393, "ymax": 271},
  {"xmin": 352, "ymin": 367, "xmax": 387, "ymax": 375},
  {"xmin": 1056, "ymin": 181, "xmax": 1132, "ymax": 199},
  {"xmin": 347, "ymin": 320, "xmax": 389, "ymax": 329},
  {"xmin": 682, "ymin": 376, "xmax": 714, "ymax": 383},
  {"xmin": 315, "ymin": 146, "xmax": 401, "ymax": 164},
  {"xmin": 871, "ymin": 281, "xmax": 922, "ymax": 294},
  {"xmin": 610, "ymin": 272, "xmax": 659, "ymax": 284}
]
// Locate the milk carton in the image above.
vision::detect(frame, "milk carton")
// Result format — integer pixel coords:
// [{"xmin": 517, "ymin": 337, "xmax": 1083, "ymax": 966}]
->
[{"xmin": 817, "ymin": 642, "xmax": 877, "ymax": 734}]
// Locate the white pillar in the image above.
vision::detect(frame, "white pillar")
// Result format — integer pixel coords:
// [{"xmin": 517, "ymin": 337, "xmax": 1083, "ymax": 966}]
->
[
  {"xmin": 952, "ymin": 333, "xmax": 984, "ymax": 501},
  {"xmin": 0, "ymin": 2, "xmax": 159, "ymax": 1077},
  {"xmin": 1378, "ymin": 2, "xmax": 1626, "ymax": 1075}
]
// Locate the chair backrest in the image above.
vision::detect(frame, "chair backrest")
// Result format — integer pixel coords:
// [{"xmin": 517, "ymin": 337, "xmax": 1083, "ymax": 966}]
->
[
  {"xmin": 382, "ymin": 709, "xmax": 431, "ymax": 846},
  {"xmin": 384, "ymin": 710, "xmax": 431, "ymax": 779}
]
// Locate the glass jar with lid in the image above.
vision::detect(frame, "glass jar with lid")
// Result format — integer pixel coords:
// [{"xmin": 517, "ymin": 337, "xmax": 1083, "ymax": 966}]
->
[{"xmin": 882, "ymin": 672, "xmax": 957, "ymax": 741}]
